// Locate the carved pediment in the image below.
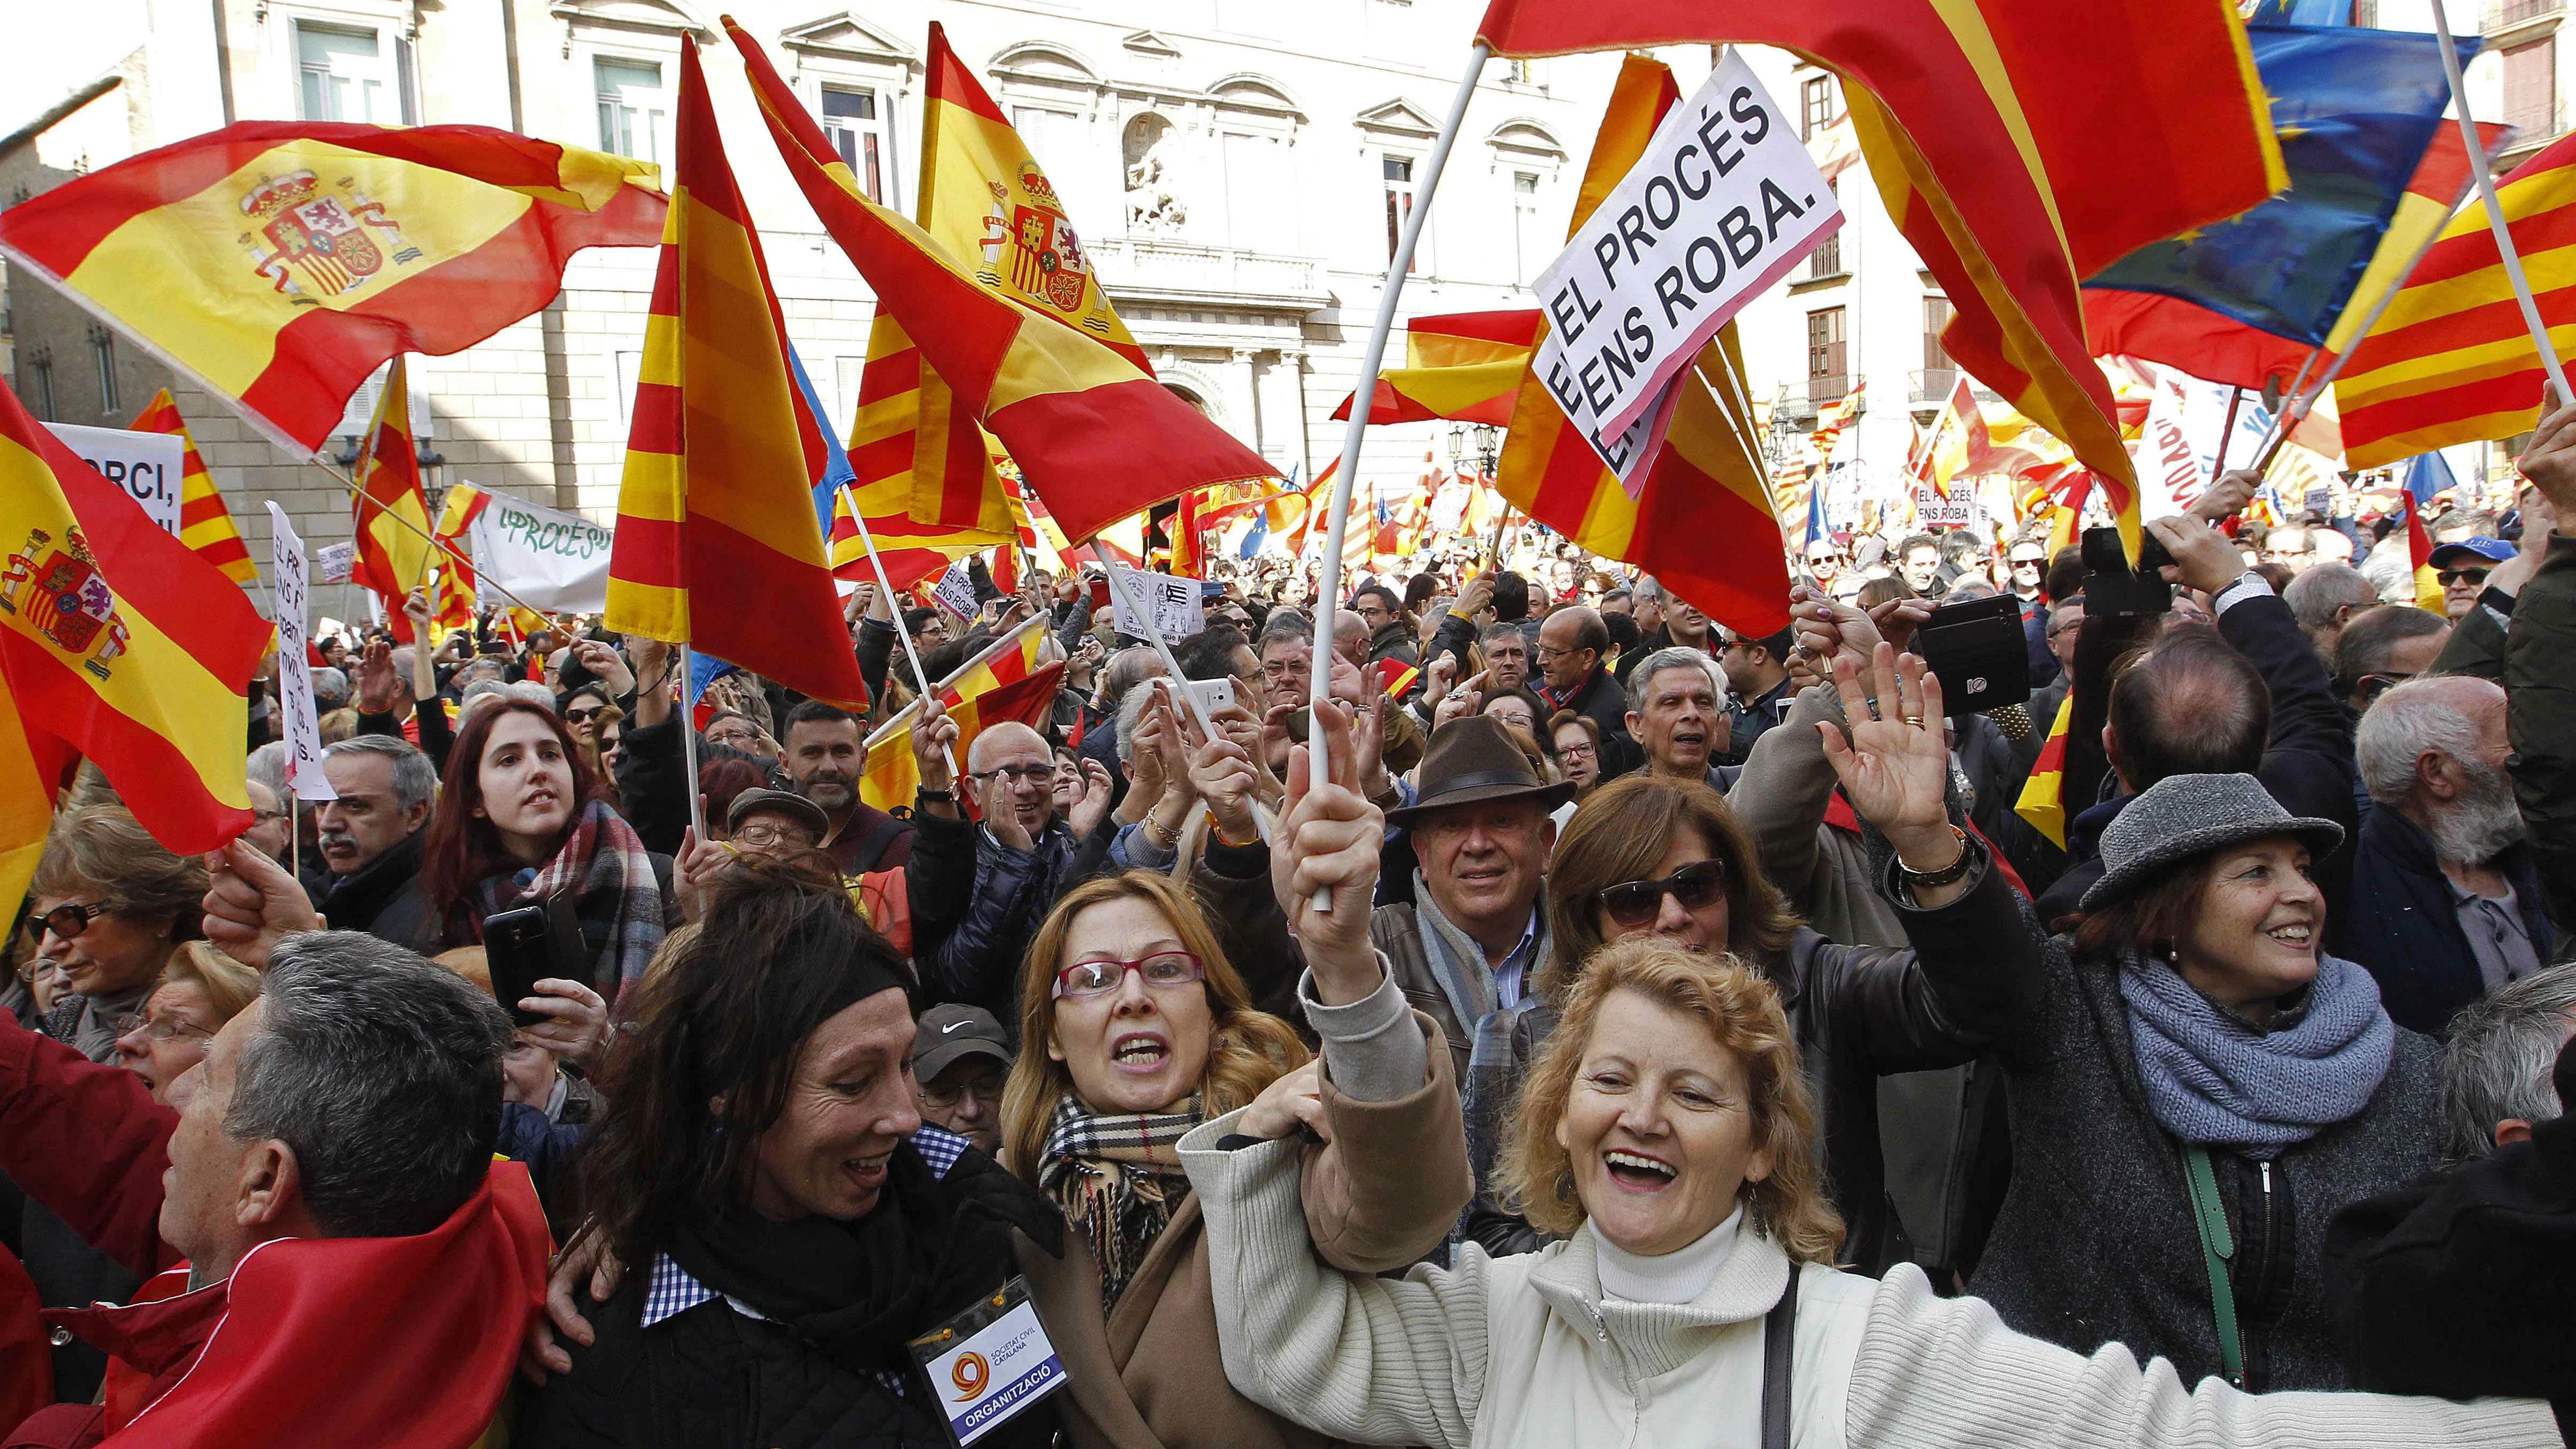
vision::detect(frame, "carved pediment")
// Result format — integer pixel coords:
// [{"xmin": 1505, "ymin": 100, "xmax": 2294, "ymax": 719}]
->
[
  {"xmin": 1354, "ymin": 97, "xmax": 1440, "ymax": 139},
  {"xmin": 1210, "ymin": 73, "xmax": 1305, "ymax": 121},
  {"xmin": 548, "ymin": 0, "xmax": 711, "ymax": 43},
  {"xmin": 777, "ymin": 11, "xmax": 918, "ymax": 68},
  {"xmin": 1120, "ymin": 29, "xmax": 1183, "ymax": 58},
  {"xmin": 989, "ymin": 40, "xmax": 1102, "ymax": 85},
  {"xmin": 1487, "ymin": 118, "xmax": 1566, "ymax": 160}
]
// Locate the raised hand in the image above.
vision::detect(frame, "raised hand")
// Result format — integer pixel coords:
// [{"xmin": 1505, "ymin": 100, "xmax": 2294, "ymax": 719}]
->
[
  {"xmin": 981, "ymin": 768, "xmax": 1033, "ymax": 851},
  {"xmin": 574, "ymin": 638, "xmax": 635, "ymax": 697},
  {"xmin": 517, "ymin": 977, "xmax": 610, "ymax": 1070},
  {"xmin": 201, "ymin": 838, "xmax": 323, "ymax": 968},
  {"xmin": 2519, "ymin": 383, "xmax": 2576, "ymax": 519},
  {"xmin": 2190, "ymin": 468, "xmax": 2264, "ymax": 525},
  {"xmin": 2145, "ymin": 513, "xmax": 2249, "ymax": 597},
  {"xmin": 672, "ymin": 824, "xmax": 730, "ymax": 922},
  {"xmin": 1186, "ymin": 707, "xmax": 1264, "ymax": 843},
  {"xmin": 352, "ymin": 639, "xmax": 400, "ymax": 714},
  {"xmin": 912, "ymin": 697, "xmax": 960, "ymax": 806},
  {"xmin": 1271, "ymin": 695, "xmax": 1385, "ymax": 1004},
  {"xmin": 1816, "ymin": 644, "xmax": 1956, "ymax": 868},
  {"xmin": 1069, "ymin": 757, "xmax": 1114, "ymax": 841}
]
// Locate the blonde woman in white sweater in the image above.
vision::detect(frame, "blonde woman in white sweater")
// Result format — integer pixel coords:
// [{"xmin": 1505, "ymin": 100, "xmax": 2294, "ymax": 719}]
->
[{"xmin": 1176, "ymin": 683, "xmax": 2566, "ymax": 1449}]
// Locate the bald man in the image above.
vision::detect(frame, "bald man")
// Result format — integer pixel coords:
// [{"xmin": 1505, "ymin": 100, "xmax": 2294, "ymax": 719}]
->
[{"xmin": 919, "ymin": 718, "xmax": 1114, "ymax": 1024}]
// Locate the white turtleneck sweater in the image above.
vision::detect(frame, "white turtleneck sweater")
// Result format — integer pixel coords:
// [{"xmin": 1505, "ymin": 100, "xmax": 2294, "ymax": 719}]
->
[{"xmin": 1593, "ymin": 1204, "xmax": 1741, "ymax": 1305}]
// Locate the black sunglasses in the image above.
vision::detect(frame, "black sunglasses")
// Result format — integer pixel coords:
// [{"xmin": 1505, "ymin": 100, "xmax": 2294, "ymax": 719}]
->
[
  {"xmin": 2436, "ymin": 568, "xmax": 2490, "ymax": 588},
  {"xmin": 25, "ymin": 901, "xmax": 107, "ymax": 943},
  {"xmin": 1597, "ymin": 860, "xmax": 1727, "ymax": 929}
]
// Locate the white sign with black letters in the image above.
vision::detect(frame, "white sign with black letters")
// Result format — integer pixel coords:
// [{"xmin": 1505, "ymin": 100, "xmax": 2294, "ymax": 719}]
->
[
  {"xmin": 264, "ymin": 503, "xmax": 337, "ymax": 802},
  {"xmin": 45, "ymin": 424, "xmax": 187, "ymax": 539},
  {"xmin": 1532, "ymin": 51, "xmax": 1840, "ymax": 468},
  {"xmin": 1107, "ymin": 563, "xmax": 1205, "ymax": 641}
]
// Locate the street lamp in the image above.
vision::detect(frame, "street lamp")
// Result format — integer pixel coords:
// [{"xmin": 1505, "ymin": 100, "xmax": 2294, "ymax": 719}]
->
[
  {"xmin": 1447, "ymin": 421, "xmax": 1467, "ymax": 471},
  {"xmin": 1472, "ymin": 423, "xmax": 1501, "ymax": 479}
]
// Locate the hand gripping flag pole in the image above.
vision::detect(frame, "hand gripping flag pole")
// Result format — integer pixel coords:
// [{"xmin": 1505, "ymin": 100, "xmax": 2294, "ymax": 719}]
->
[{"xmin": 1307, "ymin": 42, "xmax": 1489, "ymax": 912}]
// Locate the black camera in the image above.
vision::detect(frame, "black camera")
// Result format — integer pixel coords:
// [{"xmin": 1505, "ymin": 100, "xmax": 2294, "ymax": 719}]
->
[
  {"xmin": 1913, "ymin": 593, "xmax": 2031, "ymax": 717},
  {"xmin": 2080, "ymin": 525, "xmax": 2175, "ymax": 617}
]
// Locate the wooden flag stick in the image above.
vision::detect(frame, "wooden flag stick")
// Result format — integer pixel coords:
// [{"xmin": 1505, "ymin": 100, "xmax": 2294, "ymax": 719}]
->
[
  {"xmin": 1306, "ymin": 40, "xmax": 1489, "ymax": 912},
  {"xmin": 2433, "ymin": 0, "xmax": 2572, "ymax": 403}
]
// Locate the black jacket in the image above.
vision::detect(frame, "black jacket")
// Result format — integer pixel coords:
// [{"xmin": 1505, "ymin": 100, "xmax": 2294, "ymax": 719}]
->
[
  {"xmin": 2342, "ymin": 803, "xmax": 2555, "ymax": 1035},
  {"xmin": 912, "ymin": 812, "xmax": 1111, "ymax": 1029},
  {"xmin": 312, "ymin": 829, "xmax": 434, "ymax": 950},
  {"xmin": 2507, "ymin": 532, "xmax": 2576, "ymax": 928},
  {"xmin": 1365, "ymin": 618, "xmax": 1421, "ymax": 669}
]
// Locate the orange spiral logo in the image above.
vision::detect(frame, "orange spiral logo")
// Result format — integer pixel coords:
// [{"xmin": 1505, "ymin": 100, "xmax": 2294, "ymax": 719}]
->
[{"xmin": 951, "ymin": 1351, "xmax": 991, "ymax": 1400}]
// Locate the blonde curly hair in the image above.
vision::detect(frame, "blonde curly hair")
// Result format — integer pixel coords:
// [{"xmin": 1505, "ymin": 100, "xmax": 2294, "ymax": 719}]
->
[{"xmin": 1494, "ymin": 937, "xmax": 1845, "ymax": 1266}]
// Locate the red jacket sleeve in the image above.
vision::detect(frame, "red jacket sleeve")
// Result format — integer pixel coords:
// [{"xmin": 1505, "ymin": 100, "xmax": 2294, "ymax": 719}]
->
[{"xmin": 0, "ymin": 1025, "xmax": 179, "ymax": 1278}]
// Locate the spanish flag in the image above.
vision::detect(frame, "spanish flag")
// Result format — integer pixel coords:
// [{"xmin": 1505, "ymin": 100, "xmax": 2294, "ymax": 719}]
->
[
  {"xmin": 861, "ymin": 617, "xmax": 1054, "ymax": 812},
  {"xmin": 0, "ymin": 377, "xmax": 270, "ymax": 864},
  {"xmin": 730, "ymin": 21, "xmax": 1277, "ymax": 546},
  {"xmin": 2338, "ymin": 131, "xmax": 2576, "ymax": 469},
  {"xmin": 2014, "ymin": 691, "xmax": 2075, "ymax": 850},
  {"xmin": 607, "ymin": 39, "xmax": 868, "ymax": 710},
  {"xmin": 1329, "ymin": 312, "xmax": 1537, "ymax": 427},
  {"xmin": 1472, "ymin": 0, "xmax": 2285, "ymax": 562},
  {"xmin": 0, "ymin": 122, "xmax": 663, "ymax": 454},
  {"xmin": 351, "ymin": 355, "xmax": 434, "ymax": 639},
  {"xmin": 127, "ymin": 391, "xmax": 255, "ymax": 586},
  {"xmin": 1489, "ymin": 55, "xmax": 1792, "ymax": 637}
]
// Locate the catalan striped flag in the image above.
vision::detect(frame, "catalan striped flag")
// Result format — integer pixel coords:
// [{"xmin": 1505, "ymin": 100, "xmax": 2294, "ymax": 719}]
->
[
  {"xmin": 827, "ymin": 474, "xmax": 1000, "ymax": 592},
  {"xmin": 1492, "ymin": 55, "xmax": 1789, "ymax": 636},
  {"xmin": 351, "ymin": 356, "xmax": 434, "ymax": 642},
  {"xmin": 605, "ymin": 38, "xmax": 867, "ymax": 708},
  {"xmin": 430, "ymin": 481, "xmax": 492, "ymax": 639},
  {"xmin": 2014, "ymin": 691, "xmax": 2075, "ymax": 849},
  {"xmin": 0, "ymin": 123, "xmax": 662, "ymax": 454},
  {"xmin": 126, "ymin": 391, "xmax": 255, "ymax": 585},
  {"xmin": 861, "ymin": 617, "xmax": 1053, "ymax": 812},
  {"xmin": 1329, "ymin": 311, "xmax": 1540, "ymax": 426},
  {"xmin": 0, "ymin": 376, "xmax": 271, "ymax": 864},
  {"xmin": 1473, "ymin": 0, "xmax": 2285, "ymax": 563},
  {"xmin": 730, "ymin": 21, "xmax": 1276, "ymax": 546},
  {"xmin": 2338, "ymin": 131, "xmax": 2576, "ymax": 468}
]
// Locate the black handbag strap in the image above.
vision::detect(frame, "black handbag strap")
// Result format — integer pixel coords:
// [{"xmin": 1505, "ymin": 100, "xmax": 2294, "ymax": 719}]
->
[{"xmin": 1760, "ymin": 1267, "xmax": 1801, "ymax": 1449}]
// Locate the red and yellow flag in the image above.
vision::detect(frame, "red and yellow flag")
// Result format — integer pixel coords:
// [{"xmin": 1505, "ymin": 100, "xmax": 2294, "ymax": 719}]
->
[
  {"xmin": 606, "ymin": 39, "xmax": 867, "ymax": 708},
  {"xmin": 1329, "ymin": 311, "xmax": 1539, "ymax": 426},
  {"xmin": 1472, "ymin": 0, "xmax": 2284, "ymax": 562},
  {"xmin": 0, "ymin": 376, "xmax": 270, "ymax": 867},
  {"xmin": 828, "ymin": 476, "xmax": 999, "ymax": 591},
  {"xmin": 2339, "ymin": 132, "xmax": 2576, "ymax": 469},
  {"xmin": 730, "ymin": 21, "xmax": 1276, "ymax": 546},
  {"xmin": 430, "ymin": 482, "xmax": 492, "ymax": 639},
  {"xmin": 2014, "ymin": 690, "xmax": 2075, "ymax": 849},
  {"xmin": 1489, "ymin": 55, "xmax": 1791, "ymax": 637},
  {"xmin": 861, "ymin": 619, "xmax": 1052, "ymax": 812},
  {"xmin": 127, "ymin": 391, "xmax": 255, "ymax": 586},
  {"xmin": 0, "ymin": 122, "xmax": 663, "ymax": 454},
  {"xmin": 351, "ymin": 356, "xmax": 434, "ymax": 641}
]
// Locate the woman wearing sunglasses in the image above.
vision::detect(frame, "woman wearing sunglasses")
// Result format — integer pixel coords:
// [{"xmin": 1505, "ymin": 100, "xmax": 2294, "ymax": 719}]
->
[
  {"xmin": 1447, "ymin": 655, "xmax": 2039, "ymax": 1269},
  {"xmin": 26, "ymin": 807, "xmax": 207, "ymax": 1064},
  {"xmin": 996, "ymin": 870, "xmax": 1466, "ymax": 1448}
]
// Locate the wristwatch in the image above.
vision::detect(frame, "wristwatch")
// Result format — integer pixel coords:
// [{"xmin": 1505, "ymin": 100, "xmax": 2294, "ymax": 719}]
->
[{"xmin": 1895, "ymin": 826, "xmax": 1974, "ymax": 890}]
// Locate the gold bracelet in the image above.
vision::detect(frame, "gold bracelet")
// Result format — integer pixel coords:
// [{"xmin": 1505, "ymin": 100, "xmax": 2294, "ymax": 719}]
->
[{"xmin": 1144, "ymin": 812, "xmax": 1181, "ymax": 850}]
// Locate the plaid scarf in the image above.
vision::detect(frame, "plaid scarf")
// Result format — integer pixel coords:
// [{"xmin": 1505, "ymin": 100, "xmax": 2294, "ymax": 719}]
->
[
  {"xmin": 473, "ymin": 798, "xmax": 668, "ymax": 997},
  {"xmin": 1036, "ymin": 1092, "xmax": 1201, "ymax": 1314}
]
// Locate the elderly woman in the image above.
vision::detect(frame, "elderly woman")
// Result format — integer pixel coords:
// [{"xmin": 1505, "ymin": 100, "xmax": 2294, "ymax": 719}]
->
[
  {"xmin": 1902, "ymin": 767, "xmax": 2447, "ymax": 1392},
  {"xmin": 28, "ymin": 807, "xmax": 205, "ymax": 1063},
  {"xmin": 518, "ymin": 864, "xmax": 1067, "ymax": 1448},
  {"xmin": 417, "ymin": 698, "xmax": 673, "ymax": 1005},
  {"xmin": 110, "ymin": 941, "xmax": 259, "ymax": 1101},
  {"xmin": 994, "ymin": 870, "xmax": 1463, "ymax": 1447},
  {"xmin": 1180, "ymin": 722, "xmax": 2557, "ymax": 1449},
  {"xmin": 1550, "ymin": 710, "xmax": 1604, "ymax": 800}
]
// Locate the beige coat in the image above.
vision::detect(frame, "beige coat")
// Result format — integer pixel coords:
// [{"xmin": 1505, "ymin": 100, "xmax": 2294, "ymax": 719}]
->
[{"xmin": 1013, "ymin": 1013, "xmax": 1471, "ymax": 1449}]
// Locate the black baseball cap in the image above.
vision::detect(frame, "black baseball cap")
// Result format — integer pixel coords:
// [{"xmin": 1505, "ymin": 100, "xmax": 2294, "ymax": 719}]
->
[{"xmin": 911, "ymin": 1003, "xmax": 1012, "ymax": 1080}]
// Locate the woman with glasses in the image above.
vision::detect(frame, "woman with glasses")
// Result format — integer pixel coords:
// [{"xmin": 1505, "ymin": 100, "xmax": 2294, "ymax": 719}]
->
[
  {"xmin": 1549, "ymin": 711, "xmax": 1604, "ymax": 800},
  {"xmin": 109, "ymin": 940, "xmax": 259, "ymax": 1102},
  {"xmin": 26, "ymin": 807, "xmax": 207, "ymax": 1064},
  {"xmin": 993, "ymin": 870, "xmax": 1464, "ymax": 1448}
]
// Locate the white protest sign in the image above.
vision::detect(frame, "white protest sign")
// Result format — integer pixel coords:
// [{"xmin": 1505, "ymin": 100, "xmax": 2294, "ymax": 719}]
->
[
  {"xmin": 1913, "ymin": 487, "xmax": 1977, "ymax": 530},
  {"xmin": 263, "ymin": 504, "xmax": 338, "ymax": 802},
  {"xmin": 314, "ymin": 541, "xmax": 357, "ymax": 585},
  {"xmin": 933, "ymin": 560, "xmax": 981, "ymax": 620},
  {"xmin": 1107, "ymin": 563, "xmax": 1205, "ymax": 641},
  {"xmin": 2134, "ymin": 368, "xmax": 2201, "ymax": 522},
  {"xmin": 464, "ymin": 487, "xmax": 614, "ymax": 612},
  {"xmin": 45, "ymin": 424, "xmax": 187, "ymax": 539},
  {"xmin": 1533, "ymin": 51, "xmax": 1840, "ymax": 456}
]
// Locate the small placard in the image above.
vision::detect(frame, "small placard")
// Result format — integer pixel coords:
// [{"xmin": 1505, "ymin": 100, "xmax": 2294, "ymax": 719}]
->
[
  {"xmin": 1107, "ymin": 563, "xmax": 1205, "ymax": 641},
  {"xmin": 908, "ymin": 1278, "xmax": 1065, "ymax": 1447}
]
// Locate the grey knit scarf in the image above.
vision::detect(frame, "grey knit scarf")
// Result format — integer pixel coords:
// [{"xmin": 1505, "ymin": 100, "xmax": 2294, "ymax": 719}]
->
[{"xmin": 2115, "ymin": 950, "xmax": 2395, "ymax": 1158}]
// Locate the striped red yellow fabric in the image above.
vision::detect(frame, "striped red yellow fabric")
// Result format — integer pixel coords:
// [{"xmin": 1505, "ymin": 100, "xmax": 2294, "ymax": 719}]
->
[
  {"xmin": 606, "ymin": 39, "xmax": 867, "ymax": 708},
  {"xmin": 730, "ymin": 21, "xmax": 1276, "ymax": 546},
  {"xmin": 2338, "ymin": 132, "xmax": 2576, "ymax": 469},
  {"xmin": 1474, "ymin": 0, "xmax": 2282, "ymax": 563},
  {"xmin": 847, "ymin": 314, "xmax": 1017, "ymax": 544},
  {"xmin": 351, "ymin": 355, "xmax": 433, "ymax": 642},
  {"xmin": 0, "ymin": 123, "xmax": 663, "ymax": 454},
  {"xmin": 2014, "ymin": 690, "xmax": 2075, "ymax": 849},
  {"xmin": 0, "ymin": 375, "xmax": 270, "ymax": 860},
  {"xmin": 827, "ymin": 472, "xmax": 997, "ymax": 591},
  {"xmin": 430, "ymin": 482, "xmax": 492, "ymax": 639},
  {"xmin": 861, "ymin": 619, "xmax": 1050, "ymax": 812},
  {"xmin": 1488, "ymin": 55, "xmax": 1791, "ymax": 637},
  {"xmin": 1329, "ymin": 312, "xmax": 1539, "ymax": 426},
  {"xmin": 127, "ymin": 391, "xmax": 255, "ymax": 585}
]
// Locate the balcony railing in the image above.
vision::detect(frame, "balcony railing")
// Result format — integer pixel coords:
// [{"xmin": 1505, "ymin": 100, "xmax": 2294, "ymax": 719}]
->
[
  {"xmin": 1087, "ymin": 237, "xmax": 1327, "ymax": 306},
  {"xmin": 1912, "ymin": 367, "xmax": 1957, "ymax": 403},
  {"xmin": 2488, "ymin": 0, "xmax": 2564, "ymax": 29}
]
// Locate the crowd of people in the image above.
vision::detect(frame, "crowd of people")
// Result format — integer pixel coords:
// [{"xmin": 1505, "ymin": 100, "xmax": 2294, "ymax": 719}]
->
[{"xmin": 1, "ymin": 418, "xmax": 2572, "ymax": 1446}]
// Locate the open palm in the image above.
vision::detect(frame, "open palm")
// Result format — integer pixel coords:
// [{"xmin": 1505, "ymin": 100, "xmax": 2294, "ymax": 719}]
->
[{"xmin": 1818, "ymin": 645, "xmax": 1950, "ymax": 838}]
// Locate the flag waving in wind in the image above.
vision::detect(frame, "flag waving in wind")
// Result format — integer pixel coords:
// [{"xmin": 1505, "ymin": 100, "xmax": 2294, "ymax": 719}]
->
[
  {"xmin": 605, "ymin": 38, "xmax": 867, "ymax": 708},
  {"xmin": 728, "ymin": 21, "xmax": 1276, "ymax": 545},
  {"xmin": 351, "ymin": 356, "xmax": 434, "ymax": 640},
  {"xmin": 127, "ymin": 391, "xmax": 256, "ymax": 586}
]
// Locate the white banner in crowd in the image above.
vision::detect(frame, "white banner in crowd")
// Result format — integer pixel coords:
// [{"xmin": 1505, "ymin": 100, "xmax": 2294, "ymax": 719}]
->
[
  {"xmin": 464, "ymin": 486, "xmax": 614, "ymax": 613},
  {"xmin": 264, "ymin": 502, "xmax": 337, "ymax": 802},
  {"xmin": 934, "ymin": 560, "xmax": 981, "ymax": 620},
  {"xmin": 2134, "ymin": 367, "xmax": 2203, "ymax": 522},
  {"xmin": 1107, "ymin": 563, "xmax": 1206, "ymax": 641},
  {"xmin": 314, "ymin": 541, "xmax": 357, "ymax": 585},
  {"xmin": 1533, "ymin": 50, "xmax": 1840, "ymax": 481},
  {"xmin": 45, "ymin": 424, "xmax": 186, "ymax": 539}
]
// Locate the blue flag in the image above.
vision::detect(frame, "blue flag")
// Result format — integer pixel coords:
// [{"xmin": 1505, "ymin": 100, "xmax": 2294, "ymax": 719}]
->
[
  {"xmin": 688, "ymin": 648, "xmax": 740, "ymax": 710},
  {"xmin": 2244, "ymin": 0, "xmax": 2350, "ymax": 21},
  {"xmin": 785, "ymin": 342, "xmax": 857, "ymax": 536},
  {"xmin": 2085, "ymin": 25, "xmax": 2478, "ymax": 347}
]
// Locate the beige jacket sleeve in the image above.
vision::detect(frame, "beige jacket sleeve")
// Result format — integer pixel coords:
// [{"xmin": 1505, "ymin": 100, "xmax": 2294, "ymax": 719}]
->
[
  {"xmin": 1297, "ymin": 1010, "xmax": 1472, "ymax": 1275},
  {"xmin": 1846, "ymin": 1267, "xmax": 2566, "ymax": 1449},
  {"xmin": 1180, "ymin": 1111, "xmax": 1503, "ymax": 1449},
  {"xmin": 1725, "ymin": 683, "xmax": 1840, "ymax": 901}
]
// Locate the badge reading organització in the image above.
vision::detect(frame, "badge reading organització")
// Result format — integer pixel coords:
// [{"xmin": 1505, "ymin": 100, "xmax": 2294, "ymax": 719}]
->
[{"xmin": 907, "ymin": 1277, "xmax": 1065, "ymax": 1446}]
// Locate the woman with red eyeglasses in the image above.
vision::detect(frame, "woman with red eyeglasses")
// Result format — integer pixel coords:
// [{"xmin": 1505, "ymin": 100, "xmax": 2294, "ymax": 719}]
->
[{"xmin": 992, "ymin": 870, "xmax": 1467, "ymax": 1449}]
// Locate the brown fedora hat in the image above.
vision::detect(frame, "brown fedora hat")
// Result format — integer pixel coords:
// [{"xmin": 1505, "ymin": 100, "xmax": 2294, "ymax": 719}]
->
[{"xmin": 1384, "ymin": 714, "xmax": 1576, "ymax": 828}]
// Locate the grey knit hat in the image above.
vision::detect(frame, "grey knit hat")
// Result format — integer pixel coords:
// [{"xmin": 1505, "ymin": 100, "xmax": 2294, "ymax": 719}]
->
[{"xmin": 2078, "ymin": 773, "xmax": 2343, "ymax": 913}]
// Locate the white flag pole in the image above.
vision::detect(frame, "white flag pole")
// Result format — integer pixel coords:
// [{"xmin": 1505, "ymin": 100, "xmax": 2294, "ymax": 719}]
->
[
  {"xmin": 836, "ymin": 483, "xmax": 960, "ymax": 782},
  {"xmin": 1306, "ymin": 41, "xmax": 1489, "ymax": 912},
  {"xmin": 2432, "ymin": 2, "xmax": 2572, "ymax": 405}
]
